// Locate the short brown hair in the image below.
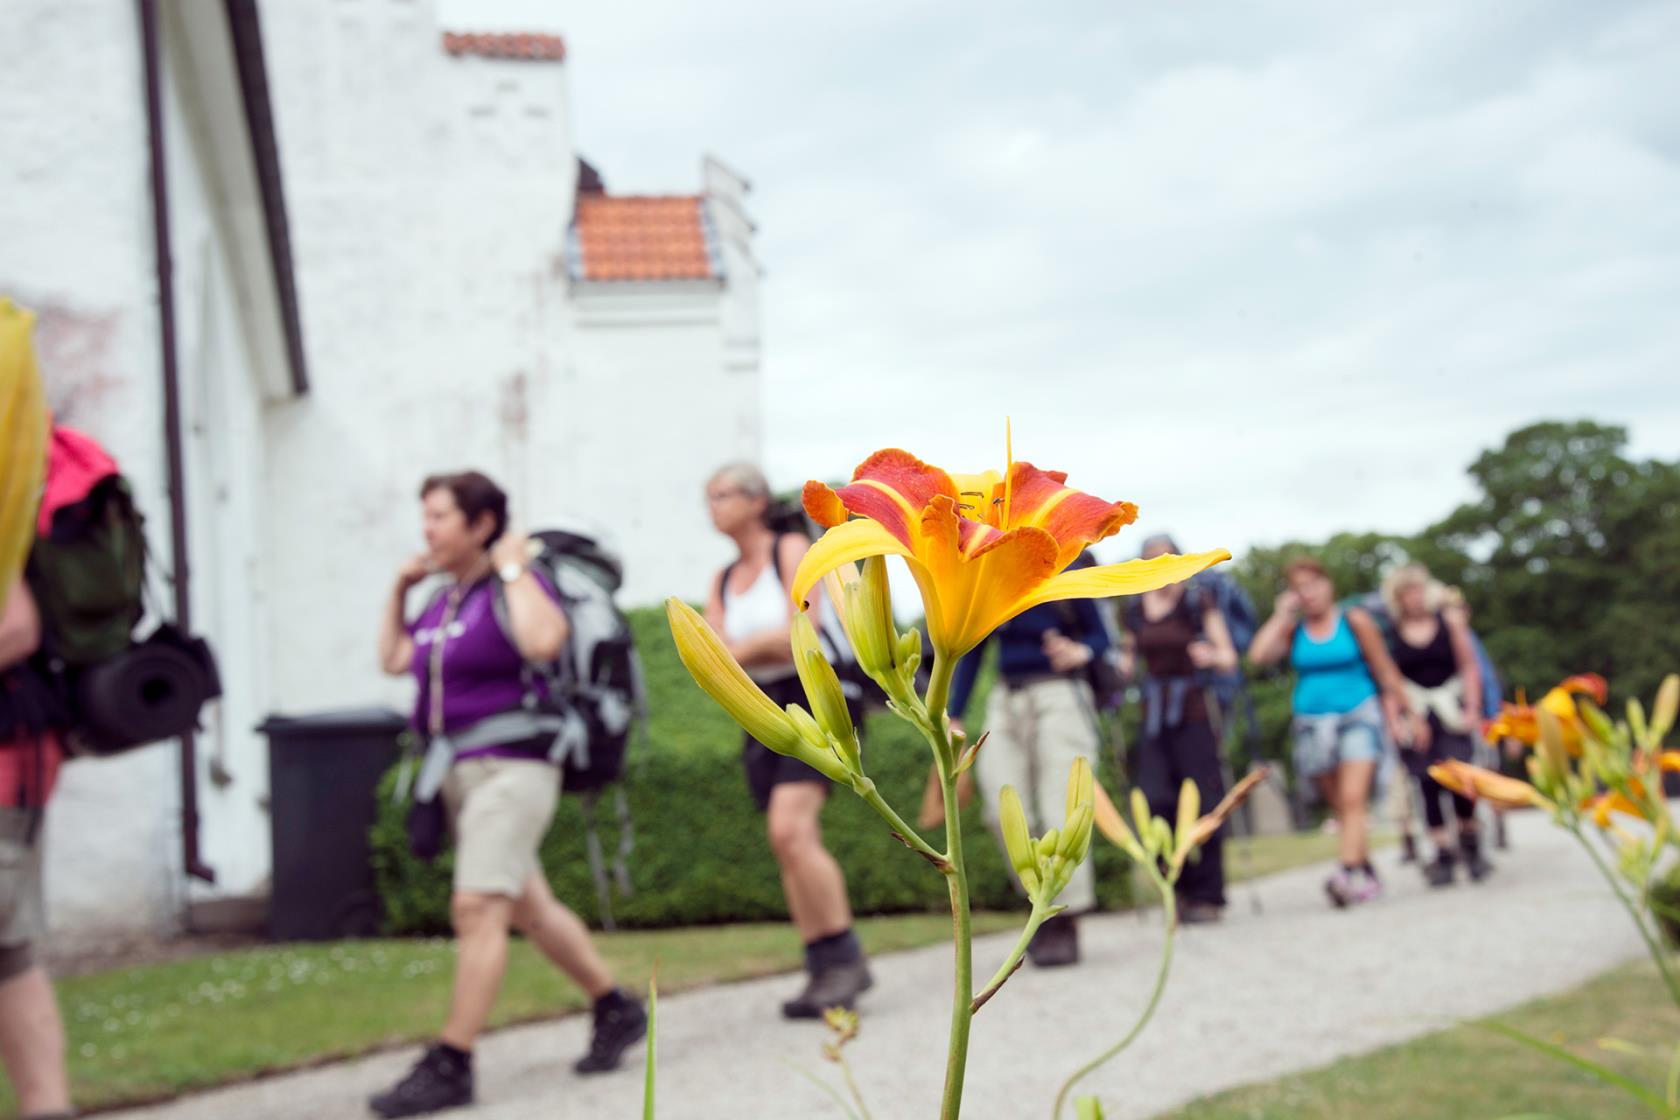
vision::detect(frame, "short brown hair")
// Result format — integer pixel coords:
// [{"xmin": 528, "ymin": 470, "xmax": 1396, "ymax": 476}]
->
[
  {"xmin": 1282, "ymin": 554, "xmax": 1330, "ymax": 585},
  {"xmin": 420, "ymin": 470, "xmax": 508, "ymax": 546}
]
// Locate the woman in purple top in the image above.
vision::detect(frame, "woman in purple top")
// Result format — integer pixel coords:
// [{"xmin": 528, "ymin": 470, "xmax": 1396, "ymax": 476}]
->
[{"xmin": 368, "ymin": 471, "xmax": 644, "ymax": 1119}]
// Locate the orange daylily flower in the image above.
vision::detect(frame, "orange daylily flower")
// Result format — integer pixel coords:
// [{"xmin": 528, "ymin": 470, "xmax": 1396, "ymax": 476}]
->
[
  {"xmin": 1580, "ymin": 789, "xmax": 1649, "ymax": 829},
  {"xmin": 793, "ymin": 449, "xmax": 1227, "ymax": 660},
  {"xmin": 1427, "ymin": 759, "xmax": 1550, "ymax": 810},
  {"xmin": 1483, "ymin": 674, "xmax": 1609, "ymax": 755}
]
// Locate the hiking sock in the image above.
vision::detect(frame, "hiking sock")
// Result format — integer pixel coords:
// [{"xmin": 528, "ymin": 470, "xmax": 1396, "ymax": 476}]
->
[
  {"xmin": 437, "ymin": 1041, "xmax": 472, "ymax": 1067},
  {"xmin": 805, "ymin": 928, "xmax": 862, "ymax": 972},
  {"xmin": 593, "ymin": 987, "xmax": 635, "ymax": 1014}
]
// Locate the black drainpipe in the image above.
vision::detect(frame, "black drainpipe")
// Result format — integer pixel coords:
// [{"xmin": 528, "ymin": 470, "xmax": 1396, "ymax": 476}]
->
[{"xmin": 138, "ymin": 0, "xmax": 216, "ymax": 885}]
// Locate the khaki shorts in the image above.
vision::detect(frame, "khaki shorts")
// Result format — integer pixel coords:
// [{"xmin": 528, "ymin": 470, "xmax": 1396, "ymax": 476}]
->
[
  {"xmin": 442, "ymin": 757, "xmax": 561, "ymax": 898},
  {"xmin": 0, "ymin": 808, "xmax": 46, "ymax": 975}
]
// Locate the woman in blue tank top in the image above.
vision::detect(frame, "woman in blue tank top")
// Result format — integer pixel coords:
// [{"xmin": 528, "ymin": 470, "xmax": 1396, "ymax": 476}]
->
[{"xmin": 1250, "ymin": 557, "xmax": 1412, "ymax": 908}]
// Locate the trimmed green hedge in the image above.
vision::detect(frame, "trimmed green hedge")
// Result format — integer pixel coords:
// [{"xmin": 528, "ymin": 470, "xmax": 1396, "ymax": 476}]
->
[{"xmin": 371, "ymin": 607, "xmax": 1139, "ymax": 934}]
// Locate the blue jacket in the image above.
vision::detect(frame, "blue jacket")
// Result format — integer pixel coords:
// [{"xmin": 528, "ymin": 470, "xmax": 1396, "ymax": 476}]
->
[{"xmin": 948, "ymin": 594, "xmax": 1109, "ymax": 719}]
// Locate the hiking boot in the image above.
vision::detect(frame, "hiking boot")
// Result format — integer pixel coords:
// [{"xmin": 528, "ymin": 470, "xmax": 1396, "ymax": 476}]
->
[
  {"xmin": 575, "ymin": 991, "xmax": 648, "ymax": 1074},
  {"xmin": 781, "ymin": 958, "xmax": 874, "ymax": 1019},
  {"xmin": 369, "ymin": 1043, "xmax": 473, "ymax": 1118},
  {"xmin": 1026, "ymin": 913, "xmax": 1081, "ymax": 967},
  {"xmin": 1399, "ymin": 833, "xmax": 1419, "ymax": 864},
  {"xmin": 1325, "ymin": 867, "xmax": 1382, "ymax": 908},
  {"xmin": 1423, "ymin": 849, "xmax": 1457, "ymax": 888},
  {"xmin": 1461, "ymin": 834, "xmax": 1494, "ymax": 883},
  {"xmin": 1179, "ymin": 900, "xmax": 1224, "ymax": 925}
]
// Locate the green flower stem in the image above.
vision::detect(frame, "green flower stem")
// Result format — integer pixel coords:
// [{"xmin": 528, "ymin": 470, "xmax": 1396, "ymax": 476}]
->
[
  {"xmin": 922, "ymin": 652, "xmax": 975, "ymax": 1120},
  {"xmin": 1573, "ymin": 827, "xmax": 1680, "ymax": 1011},
  {"xmin": 1053, "ymin": 872, "xmax": 1178, "ymax": 1120},
  {"xmin": 973, "ymin": 900, "xmax": 1054, "ymax": 1014},
  {"xmin": 854, "ymin": 777, "xmax": 950, "ymax": 870}
]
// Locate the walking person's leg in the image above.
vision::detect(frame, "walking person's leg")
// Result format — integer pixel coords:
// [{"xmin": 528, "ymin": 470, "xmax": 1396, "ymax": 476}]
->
[
  {"xmin": 512, "ymin": 872, "xmax": 647, "ymax": 1073},
  {"xmin": 768, "ymin": 779, "xmax": 872, "ymax": 1017},
  {"xmin": 0, "ymin": 960, "xmax": 71, "ymax": 1119},
  {"xmin": 1414, "ymin": 736, "xmax": 1458, "ymax": 887}
]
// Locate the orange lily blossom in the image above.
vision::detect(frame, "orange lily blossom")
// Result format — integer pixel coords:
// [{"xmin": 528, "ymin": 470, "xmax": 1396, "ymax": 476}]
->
[
  {"xmin": 1427, "ymin": 759, "xmax": 1551, "ymax": 810},
  {"xmin": 1483, "ymin": 673, "xmax": 1608, "ymax": 754},
  {"xmin": 792, "ymin": 449, "xmax": 1228, "ymax": 661},
  {"xmin": 1580, "ymin": 789, "xmax": 1649, "ymax": 829}
]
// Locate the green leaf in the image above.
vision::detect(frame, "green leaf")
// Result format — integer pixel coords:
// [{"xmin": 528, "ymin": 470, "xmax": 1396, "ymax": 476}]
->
[{"xmin": 642, "ymin": 969, "xmax": 658, "ymax": 1120}]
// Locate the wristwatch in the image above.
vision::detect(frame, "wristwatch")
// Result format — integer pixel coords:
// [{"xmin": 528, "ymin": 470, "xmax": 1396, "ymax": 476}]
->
[{"xmin": 498, "ymin": 561, "xmax": 525, "ymax": 585}]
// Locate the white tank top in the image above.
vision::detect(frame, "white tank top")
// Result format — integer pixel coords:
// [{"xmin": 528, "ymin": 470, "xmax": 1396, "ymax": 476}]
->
[{"xmin": 721, "ymin": 555, "xmax": 851, "ymax": 685}]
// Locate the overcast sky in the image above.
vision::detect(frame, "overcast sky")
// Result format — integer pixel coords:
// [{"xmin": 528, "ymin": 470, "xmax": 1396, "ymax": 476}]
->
[{"xmin": 442, "ymin": 0, "xmax": 1679, "ymax": 563}]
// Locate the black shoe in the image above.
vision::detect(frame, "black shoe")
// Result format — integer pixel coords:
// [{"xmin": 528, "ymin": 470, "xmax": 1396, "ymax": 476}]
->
[
  {"xmin": 1423, "ymin": 850, "xmax": 1457, "ymax": 888},
  {"xmin": 575, "ymin": 992, "xmax": 648, "ymax": 1074},
  {"xmin": 1180, "ymin": 901, "xmax": 1224, "ymax": 925},
  {"xmin": 1400, "ymin": 833, "xmax": 1419, "ymax": 864},
  {"xmin": 1026, "ymin": 914, "xmax": 1081, "ymax": 967},
  {"xmin": 781, "ymin": 958, "xmax": 874, "ymax": 1019},
  {"xmin": 1462, "ymin": 835, "xmax": 1494, "ymax": 882},
  {"xmin": 369, "ymin": 1044, "xmax": 473, "ymax": 1118}
]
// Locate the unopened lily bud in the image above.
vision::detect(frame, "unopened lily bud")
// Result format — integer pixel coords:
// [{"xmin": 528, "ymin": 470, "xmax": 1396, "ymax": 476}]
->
[
  {"xmin": 1174, "ymin": 778, "xmax": 1201, "ymax": 857},
  {"xmin": 898, "ymin": 630, "xmax": 924, "ymax": 676},
  {"xmin": 784, "ymin": 705, "xmax": 850, "ymax": 782},
  {"xmin": 1092, "ymin": 782, "xmax": 1145, "ymax": 861},
  {"xmin": 1065, "ymin": 757, "xmax": 1094, "ymax": 822},
  {"xmin": 998, "ymin": 786, "xmax": 1037, "ymax": 889},
  {"xmin": 1536, "ymin": 707, "xmax": 1571, "ymax": 784},
  {"xmin": 844, "ymin": 555, "xmax": 898, "ymax": 680},
  {"xmin": 791, "ymin": 613, "xmax": 861, "ymax": 772},
  {"xmin": 1058, "ymin": 801, "xmax": 1093, "ymax": 861},
  {"xmin": 1653, "ymin": 674, "xmax": 1679, "ymax": 742},
  {"xmin": 667, "ymin": 599, "xmax": 805, "ymax": 758},
  {"xmin": 1037, "ymin": 830, "xmax": 1059, "ymax": 862},
  {"xmin": 1130, "ymin": 789, "xmax": 1152, "ymax": 842}
]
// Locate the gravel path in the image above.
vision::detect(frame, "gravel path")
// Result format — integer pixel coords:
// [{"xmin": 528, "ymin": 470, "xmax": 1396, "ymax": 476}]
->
[{"xmin": 104, "ymin": 811, "xmax": 1644, "ymax": 1120}]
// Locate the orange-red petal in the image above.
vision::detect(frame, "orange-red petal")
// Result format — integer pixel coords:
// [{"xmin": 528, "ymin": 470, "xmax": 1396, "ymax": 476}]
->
[
  {"xmin": 1004, "ymin": 461, "xmax": 1139, "ymax": 570},
  {"xmin": 802, "ymin": 480, "xmax": 848, "ymax": 528},
  {"xmin": 828, "ymin": 449, "xmax": 958, "ymax": 552},
  {"xmin": 1560, "ymin": 674, "xmax": 1609, "ymax": 704}
]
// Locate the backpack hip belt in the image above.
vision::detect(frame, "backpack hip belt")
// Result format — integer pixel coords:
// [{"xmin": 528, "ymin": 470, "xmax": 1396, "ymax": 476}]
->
[{"xmin": 407, "ymin": 708, "xmax": 574, "ymax": 804}]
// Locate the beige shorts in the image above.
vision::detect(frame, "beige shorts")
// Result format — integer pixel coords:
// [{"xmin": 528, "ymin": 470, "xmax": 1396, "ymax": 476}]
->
[
  {"xmin": 0, "ymin": 809, "xmax": 45, "ymax": 976},
  {"xmin": 442, "ymin": 757, "xmax": 561, "ymax": 898}
]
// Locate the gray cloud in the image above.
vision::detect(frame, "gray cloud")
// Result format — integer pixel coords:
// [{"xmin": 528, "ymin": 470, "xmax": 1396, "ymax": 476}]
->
[{"xmin": 443, "ymin": 0, "xmax": 1680, "ymax": 563}]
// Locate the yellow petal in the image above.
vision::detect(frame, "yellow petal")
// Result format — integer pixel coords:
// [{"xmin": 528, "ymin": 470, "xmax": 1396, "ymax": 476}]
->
[
  {"xmin": 790, "ymin": 518, "xmax": 915, "ymax": 614},
  {"xmin": 1020, "ymin": 550, "xmax": 1230, "ymax": 611}
]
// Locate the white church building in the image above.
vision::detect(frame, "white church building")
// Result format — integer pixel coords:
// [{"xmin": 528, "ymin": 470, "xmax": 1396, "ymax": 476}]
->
[{"xmin": 0, "ymin": 1, "xmax": 762, "ymax": 944}]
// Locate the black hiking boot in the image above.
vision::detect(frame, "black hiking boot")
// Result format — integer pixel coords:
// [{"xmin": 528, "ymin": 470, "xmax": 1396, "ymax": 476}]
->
[
  {"xmin": 575, "ymin": 990, "xmax": 648, "ymax": 1074},
  {"xmin": 1400, "ymin": 832, "xmax": 1419, "ymax": 864},
  {"xmin": 781, "ymin": 958, "xmax": 874, "ymax": 1019},
  {"xmin": 1461, "ymin": 832, "xmax": 1494, "ymax": 883},
  {"xmin": 1423, "ymin": 848, "xmax": 1457, "ymax": 888},
  {"xmin": 1026, "ymin": 913, "xmax": 1081, "ymax": 966},
  {"xmin": 369, "ymin": 1043, "xmax": 473, "ymax": 1118}
]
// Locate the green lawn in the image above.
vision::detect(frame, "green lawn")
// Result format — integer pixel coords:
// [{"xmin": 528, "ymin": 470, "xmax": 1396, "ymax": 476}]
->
[
  {"xmin": 8, "ymin": 828, "xmax": 1350, "ymax": 1116},
  {"xmin": 1167, "ymin": 959, "xmax": 1679, "ymax": 1120},
  {"xmin": 18, "ymin": 912, "xmax": 1015, "ymax": 1117}
]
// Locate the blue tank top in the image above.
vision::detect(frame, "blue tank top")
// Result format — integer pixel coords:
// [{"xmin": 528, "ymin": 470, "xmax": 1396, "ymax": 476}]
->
[{"xmin": 1290, "ymin": 612, "xmax": 1378, "ymax": 715}]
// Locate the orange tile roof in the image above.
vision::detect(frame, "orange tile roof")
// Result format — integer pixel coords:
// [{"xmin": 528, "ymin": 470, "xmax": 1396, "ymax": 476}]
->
[
  {"xmin": 441, "ymin": 32, "xmax": 567, "ymax": 62},
  {"xmin": 570, "ymin": 195, "xmax": 718, "ymax": 282}
]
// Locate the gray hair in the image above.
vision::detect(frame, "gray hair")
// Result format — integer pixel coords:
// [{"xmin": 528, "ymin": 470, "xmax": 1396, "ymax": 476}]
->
[{"xmin": 710, "ymin": 461, "xmax": 771, "ymax": 501}]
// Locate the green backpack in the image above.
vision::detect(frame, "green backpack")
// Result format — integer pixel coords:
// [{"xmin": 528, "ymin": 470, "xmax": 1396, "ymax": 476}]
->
[{"xmin": 28, "ymin": 476, "xmax": 147, "ymax": 666}]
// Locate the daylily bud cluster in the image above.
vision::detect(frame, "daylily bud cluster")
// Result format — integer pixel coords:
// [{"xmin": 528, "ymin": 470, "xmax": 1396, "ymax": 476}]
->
[{"xmin": 999, "ymin": 758, "xmax": 1095, "ymax": 904}]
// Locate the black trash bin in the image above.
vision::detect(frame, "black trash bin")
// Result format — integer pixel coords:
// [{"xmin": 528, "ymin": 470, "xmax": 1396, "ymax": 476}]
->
[{"xmin": 261, "ymin": 708, "xmax": 408, "ymax": 941}]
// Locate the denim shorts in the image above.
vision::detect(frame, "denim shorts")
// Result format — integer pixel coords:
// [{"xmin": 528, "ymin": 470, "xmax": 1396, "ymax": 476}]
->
[{"xmin": 1292, "ymin": 696, "xmax": 1387, "ymax": 780}]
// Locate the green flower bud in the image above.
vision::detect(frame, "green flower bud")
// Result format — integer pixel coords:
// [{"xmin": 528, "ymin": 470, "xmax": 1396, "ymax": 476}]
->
[
  {"xmin": 784, "ymin": 705, "xmax": 850, "ymax": 782},
  {"xmin": 998, "ymin": 786, "xmax": 1036, "ymax": 887},
  {"xmin": 1652, "ymin": 674, "xmax": 1679, "ymax": 742},
  {"xmin": 791, "ymin": 612, "xmax": 860, "ymax": 773}
]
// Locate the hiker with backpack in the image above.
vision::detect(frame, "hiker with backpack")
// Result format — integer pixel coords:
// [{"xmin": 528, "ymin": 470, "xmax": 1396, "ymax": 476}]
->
[
  {"xmin": 370, "ymin": 471, "xmax": 645, "ymax": 1119},
  {"xmin": 1380, "ymin": 564, "xmax": 1489, "ymax": 887},
  {"xmin": 1119, "ymin": 534, "xmax": 1241, "ymax": 924},
  {"xmin": 703, "ymin": 462, "xmax": 874, "ymax": 1019},
  {"xmin": 944, "ymin": 550, "xmax": 1112, "ymax": 966},
  {"xmin": 1249, "ymin": 556, "xmax": 1413, "ymax": 909},
  {"xmin": 0, "ymin": 574, "xmax": 72, "ymax": 1120}
]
